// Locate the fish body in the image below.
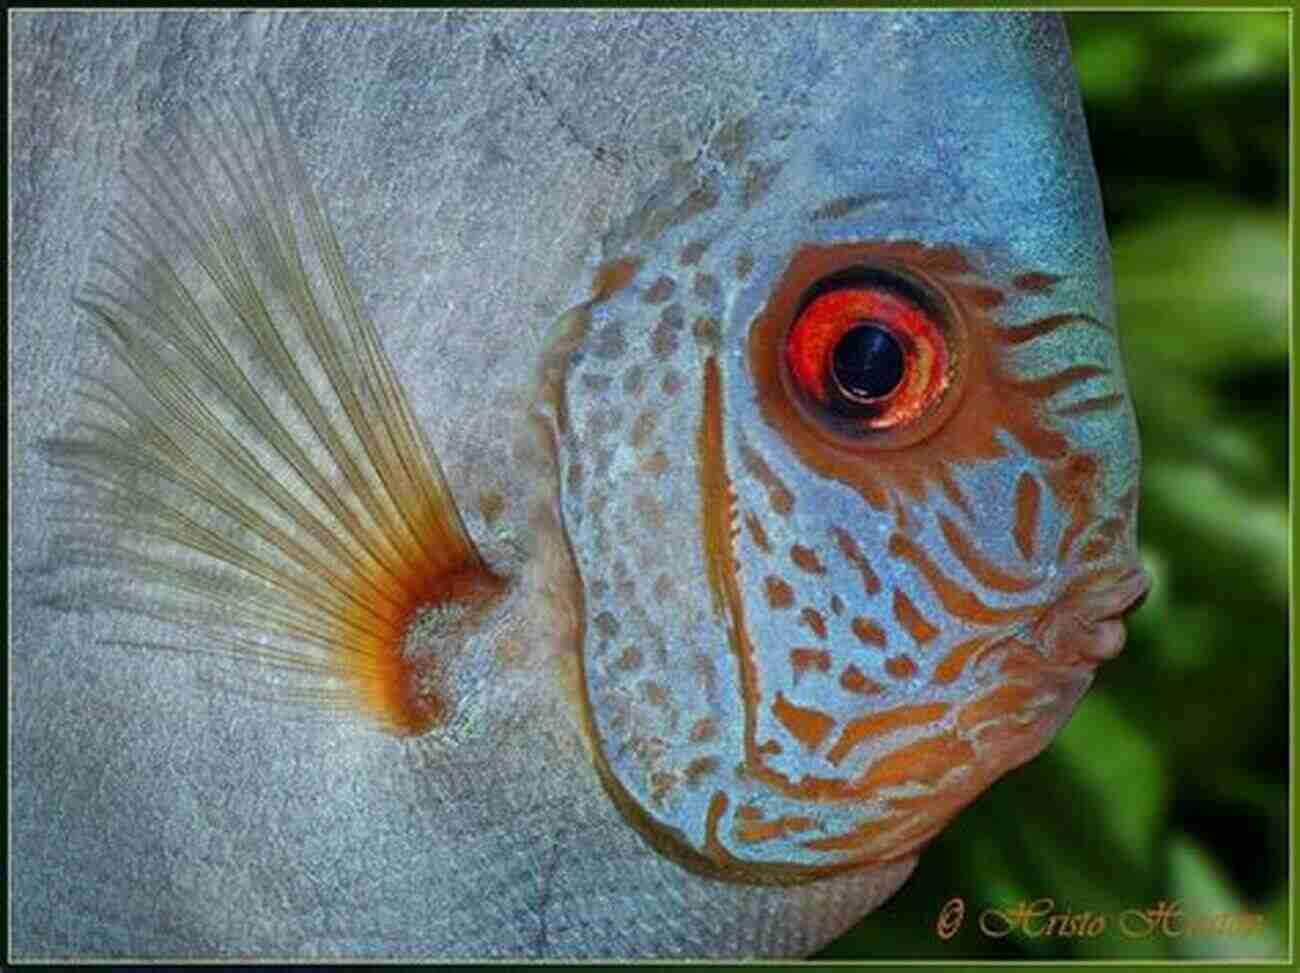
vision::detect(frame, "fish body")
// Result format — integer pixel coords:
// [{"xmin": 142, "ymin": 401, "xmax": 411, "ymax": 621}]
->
[{"xmin": 11, "ymin": 11, "xmax": 1146, "ymax": 958}]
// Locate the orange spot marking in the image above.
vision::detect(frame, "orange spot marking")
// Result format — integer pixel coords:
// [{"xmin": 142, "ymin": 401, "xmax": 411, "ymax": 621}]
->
[
  {"xmin": 772, "ymin": 692, "xmax": 836, "ymax": 752},
  {"xmin": 591, "ymin": 257, "xmax": 641, "ymax": 301},
  {"xmin": 633, "ymin": 492, "xmax": 665, "ymax": 529},
  {"xmin": 890, "ymin": 534, "xmax": 1036, "ymax": 628},
  {"xmin": 790, "ymin": 647, "xmax": 832, "ymax": 682},
  {"xmin": 642, "ymin": 275, "xmax": 676, "ymax": 304},
  {"xmin": 995, "ymin": 311, "xmax": 1109, "ymax": 345},
  {"xmin": 641, "ymin": 681, "xmax": 669, "ymax": 708},
  {"xmin": 938, "ymin": 471, "xmax": 973, "ymax": 520},
  {"xmin": 690, "ymin": 718, "xmax": 718, "ymax": 742},
  {"xmin": 743, "ymin": 512, "xmax": 771, "ymax": 552},
  {"xmin": 958, "ymin": 283, "xmax": 1004, "ymax": 309},
  {"xmin": 801, "ymin": 814, "xmax": 906, "ymax": 854},
  {"xmin": 703, "ymin": 791, "xmax": 730, "ymax": 864},
  {"xmin": 1013, "ymin": 272, "xmax": 1062, "ymax": 293},
  {"xmin": 1080, "ymin": 516, "xmax": 1126, "ymax": 562},
  {"xmin": 885, "ymin": 655, "xmax": 919, "ymax": 679},
  {"xmin": 1055, "ymin": 453, "xmax": 1098, "ymax": 560},
  {"xmin": 762, "ymin": 727, "xmax": 975, "ymax": 803},
  {"xmin": 885, "ymin": 790, "xmax": 966, "ymax": 815},
  {"xmin": 958, "ymin": 682, "xmax": 1044, "ymax": 732},
  {"xmin": 799, "ymin": 606, "xmax": 828, "ymax": 640},
  {"xmin": 650, "ymin": 771, "xmax": 677, "ymax": 804},
  {"xmin": 739, "ymin": 445, "xmax": 795, "ymax": 516},
  {"xmin": 680, "ymin": 240, "xmax": 707, "ymax": 265},
  {"xmin": 892, "ymin": 589, "xmax": 940, "ymax": 645},
  {"xmin": 765, "ymin": 575, "xmax": 795, "ymax": 609},
  {"xmin": 932, "ymin": 635, "xmax": 996, "ymax": 684},
  {"xmin": 734, "ymin": 812, "xmax": 816, "ymax": 844},
  {"xmin": 642, "ymin": 449, "xmax": 670, "ymax": 476},
  {"xmin": 921, "ymin": 244, "xmax": 971, "ymax": 275},
  {"xmin": 938, "ymin": 514, "xmax": 1038, "ymax": 593},
  {"xmin": 893, "ymin": 499, "xmax": 910, "ymax": 532},
  {"xmin": 832, "ymin": 527, "xmax": 880, "ymax": 594},
  {"xmin": 684, "ymin": 756, "xmax": 719, "ymax": 785},
  {"xmin": 477, "ymin": 491, "xmax": 504, "ymax": 525},
  {"xmin": 1057, "ymin": 393, "xmax": 1125, "ymax": 417},
  {"xmin": 630, "ymin": 410, "xmax": 657, "ymax": 449},
  {"xmin": 616, "ymin": 645, "xmax": 643, "ymax": 670},
  {"xmin": 995, "ymin": 638, "xmax": 1045, "ymax": 677},
  {"xmin": 692, "ymin": 316, "xmax": 721, "ymax": 350},
  {"xmin": 882, "ymin": 818, "xmax": 950, "ymax": 856},
  {"xmin": 790, "ymin": 544, "xmax": 826, "ymax": 575},
  {"xmin": 1080, "ymin": 535, "xmax": 1111, "ymax": 561},
  {"xmin": 852, "ymin": 616, "xmax": 887, "ymax": 648},
  {"xmin": 825, "ymin": 702, "xmax": 950, "ymax": 766},
  {"xmin": 839, "ymin": 664, "xmax": 883, "ymax": 695},
  {"xmin": 1013, "ymin": 473, "xmax": 1041, "ymax": 561},
  {"xmin": 780, "ymin": 729, "xmax": 977, "ymax": 807},
  {"xmin": 859, "ymin": 733, "xmax": 974, "ymax": 792},
  {"xmin": 1008, "ymin": 364, "xmax": 1109, "ymax": 401}
]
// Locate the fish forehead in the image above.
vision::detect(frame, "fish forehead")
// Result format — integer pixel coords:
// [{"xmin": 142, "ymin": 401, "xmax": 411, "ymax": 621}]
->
[{"xmin": 798, "ymin": 13, "xmax": 1105, "ymax": 253}]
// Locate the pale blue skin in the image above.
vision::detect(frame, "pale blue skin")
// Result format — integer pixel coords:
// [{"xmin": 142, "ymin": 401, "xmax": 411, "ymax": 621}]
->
[{"xmin": 11, "ymin": 11, "xmax": 1136, "ymax": 958}]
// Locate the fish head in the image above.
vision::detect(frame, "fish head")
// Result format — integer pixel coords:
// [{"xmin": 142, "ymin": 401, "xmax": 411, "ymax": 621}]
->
[{"xmin": 547, "ymin": 12, "xmax": 1149, "ymax": 877}]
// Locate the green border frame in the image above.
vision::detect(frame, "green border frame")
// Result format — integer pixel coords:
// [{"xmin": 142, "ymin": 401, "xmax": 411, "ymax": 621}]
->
[{"xmin": 4, "ymin": 6, "xmax": 1291, "ymax": 970}]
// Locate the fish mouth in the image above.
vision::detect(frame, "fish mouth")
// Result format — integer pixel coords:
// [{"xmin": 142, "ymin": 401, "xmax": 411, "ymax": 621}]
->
[{"xmin": 1035, "ymin": 565, "xmax": 1152, "ymax": 666}]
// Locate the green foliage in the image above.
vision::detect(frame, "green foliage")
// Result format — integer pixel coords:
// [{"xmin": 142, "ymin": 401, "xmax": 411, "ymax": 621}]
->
[
  {"xmin": 821, "ymin": 12, "xmax": 1289, "ymax": 960},
  {"xmin": 1167, "ymin": 834, "xmax": 1286, "ymax": 959}
]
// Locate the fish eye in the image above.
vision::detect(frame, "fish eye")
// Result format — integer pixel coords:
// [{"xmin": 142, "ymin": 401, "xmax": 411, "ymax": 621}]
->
[{"xmin": 783, "ymin": 268, "xmax": 953, "ymax": 436}]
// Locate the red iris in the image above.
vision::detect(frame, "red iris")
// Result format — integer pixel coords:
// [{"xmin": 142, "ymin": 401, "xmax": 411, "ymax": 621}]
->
[{"xmin": 785, "ymin": 286, "xmax": 950, "ymax": 431}]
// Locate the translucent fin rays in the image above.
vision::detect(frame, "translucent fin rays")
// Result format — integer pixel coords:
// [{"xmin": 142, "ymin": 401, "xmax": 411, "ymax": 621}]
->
[{"xmin": 46, "ymin": 88, "xmax": 498, "ymax": 736}]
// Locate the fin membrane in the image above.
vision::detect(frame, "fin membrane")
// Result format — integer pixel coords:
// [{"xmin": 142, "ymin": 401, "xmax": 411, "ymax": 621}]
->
[{"xmin": 47, "ymin": 88, "xmax": 497, "ymax": 736}]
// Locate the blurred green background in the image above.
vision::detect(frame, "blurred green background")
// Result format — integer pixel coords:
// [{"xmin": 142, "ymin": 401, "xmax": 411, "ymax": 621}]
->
[{"xmin": 821, "ymin": 11, "xmax": 1290, "ymax": 961}]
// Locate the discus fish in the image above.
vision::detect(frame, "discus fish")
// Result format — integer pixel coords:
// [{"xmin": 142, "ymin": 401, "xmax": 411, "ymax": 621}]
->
[{"xmin": 14, "ymin": 11, "xmax": 1148, "ymax": 959}]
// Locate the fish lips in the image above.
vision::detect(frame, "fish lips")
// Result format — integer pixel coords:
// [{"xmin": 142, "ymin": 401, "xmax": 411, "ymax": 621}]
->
[{"xmin": 1034, "ymin": 565, "xmax": 1152, "ymax": 666}]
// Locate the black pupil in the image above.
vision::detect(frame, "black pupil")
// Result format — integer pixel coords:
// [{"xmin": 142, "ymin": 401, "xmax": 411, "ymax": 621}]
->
[{"xmin": 830, "ymin": 322, "xmax": 904, "ymax": 401}]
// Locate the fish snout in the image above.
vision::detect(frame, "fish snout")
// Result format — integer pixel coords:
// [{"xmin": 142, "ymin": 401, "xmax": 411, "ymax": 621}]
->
[{"xmin": 1035, "ymin": 565, "xmax": 1152, "ymax": 666}]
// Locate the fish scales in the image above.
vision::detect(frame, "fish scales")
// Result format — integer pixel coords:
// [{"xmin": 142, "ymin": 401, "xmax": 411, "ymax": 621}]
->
[{"xmin": 11, "ymin": 11, "xmax": 1148, "ymax": 959}]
